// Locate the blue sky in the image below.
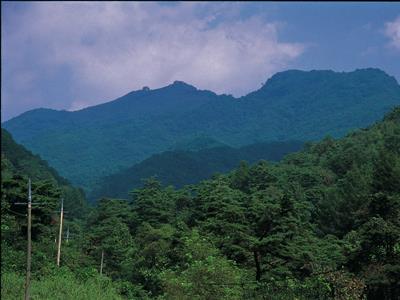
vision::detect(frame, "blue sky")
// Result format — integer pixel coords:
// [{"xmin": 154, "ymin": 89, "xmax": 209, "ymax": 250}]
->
[{"xmin": 2, "ymin": 2, "xmax": 400, "ymax": 120}]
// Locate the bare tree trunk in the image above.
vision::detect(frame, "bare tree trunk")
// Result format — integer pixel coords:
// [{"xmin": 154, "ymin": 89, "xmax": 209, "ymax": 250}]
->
[{"xmin": 254, "ymin": 250, "xmax": 262, "ymax": 282}]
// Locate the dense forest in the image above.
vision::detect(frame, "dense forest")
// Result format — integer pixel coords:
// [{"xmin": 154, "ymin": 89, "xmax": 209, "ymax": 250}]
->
[
  {"xmin": 4, "ymin": 68, "xmax": 400, "ymax": 192},
  {"xmin": 90, "ymin": 141, "xmax": 303, "ymax": 200},
  {"xmin": 1, "ymin": 129, "xmax": 89, "ymax": 219},
  {"xmin": 2, "ymin": 107, "xmax": 399, "ymax": 299}
]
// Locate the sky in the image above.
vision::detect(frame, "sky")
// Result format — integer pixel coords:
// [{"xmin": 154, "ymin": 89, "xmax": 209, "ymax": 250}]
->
[{"xmin": 2, "ymin": 2, "xmax": 400, "ymax": 121}]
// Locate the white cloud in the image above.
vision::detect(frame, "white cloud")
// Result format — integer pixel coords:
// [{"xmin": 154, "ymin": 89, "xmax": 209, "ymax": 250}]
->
[
  {"xmin": 3, "ymin": 2, "xmax": 304, "ymax": 112},
  {"xmin": 385, "ymin": 15, "xmax": 400, "ymax": 50}
]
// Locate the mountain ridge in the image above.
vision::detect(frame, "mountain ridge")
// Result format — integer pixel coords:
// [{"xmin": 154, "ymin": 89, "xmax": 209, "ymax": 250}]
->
[
  {"xmin": 4, "ymin": 68, "xmax": 400, "ymax": 192},
  {"xmin": 89, "ymin": 140, "xmax": 304, "ymax": 201},
  {"xmin": 9, "ymin": 68, "xmax": 397, "ymax": 119}
]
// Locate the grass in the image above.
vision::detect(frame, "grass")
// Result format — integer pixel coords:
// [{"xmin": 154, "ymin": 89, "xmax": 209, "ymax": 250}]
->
[{"xmin": 1, "ymin": 271, "xmax": 123, "ymax": 300}]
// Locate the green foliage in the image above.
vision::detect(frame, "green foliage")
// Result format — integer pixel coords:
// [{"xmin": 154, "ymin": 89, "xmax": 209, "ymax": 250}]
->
[
  {"xmin": 1, "ymin": 128, "xmax": 68, "ymax": 184},
  {"xmin": 1, "ymin": 269, "xmax": 123, "ymax": 300},
  {"xmin": 1, "ymin": 129, "xmax": 90, "ymax": 220},
  {"xmin": 160, "ymin": 230, "xmax": 244, "ymax": 300},
  {"xmin": 2, "ymin": 106, "xmax": 400, "ymax": 299},
  {"xmin": 90, "ymin": 141, "xmax": 303, "ymax": 200},
  {"xmin": 85, "ymin": 199, "xmax": 135, "ymax": 280},
  {"xmin": 4, "ymin": 69, "xmax": 399, "ymax": 193}
]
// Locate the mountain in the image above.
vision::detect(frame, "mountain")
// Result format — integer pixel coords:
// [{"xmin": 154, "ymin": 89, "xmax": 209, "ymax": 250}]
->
[
  {"xmin": 3, "ymin": 68, "xmax": 400, "ymax": 192},
  {"xmin": 1, "ymin": 129, "xmax": 89, "ymax": 218},
  {"xmin": 1, "ymin": 129, "xmax": 68, "ymax": 185},
  {"xmin": 89, "ymin": 141, "xmax": 303, "ymax": 200},
  {"xmin": 2, "ymin": 107, "xmax": 400, "ymax": 299},
  {"xmin": 168, "ymin": 135, "xmax": 228, "ymax": 152}
]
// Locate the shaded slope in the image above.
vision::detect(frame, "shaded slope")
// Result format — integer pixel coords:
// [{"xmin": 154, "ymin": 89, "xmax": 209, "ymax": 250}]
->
[
  {"xmin": 90, "ymin": 141, "xmax": 304, "ymax": 200},
  {"xmin": 4, "ymin": 68, "xmax": 400, "ymax": 192},
  {"xmin": 1, "ymin": 128, "xmax": 89, "ymax": 218}
]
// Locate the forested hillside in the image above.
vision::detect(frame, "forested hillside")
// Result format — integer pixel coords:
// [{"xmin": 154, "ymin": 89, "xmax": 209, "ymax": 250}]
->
[
  {"xmin": 2, "ymin": 107, "xmax": 399, "ymax": 299},
  {"xmin": 1, "ymin": 129, "xmax": 110, "ymax": 298},
  {"xmin": 4, "ymin": 68, "xmax": 400, "ymax": 192},
  {"xmin": 90, "ymin": 141, "xmax": 303, "ymax": 200},
  {"xmin": 1, "ymin": 129, "xmax": 89, "ymax": 218}
]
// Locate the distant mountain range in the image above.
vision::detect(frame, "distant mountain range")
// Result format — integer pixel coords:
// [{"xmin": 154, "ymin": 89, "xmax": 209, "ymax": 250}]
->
[
  {"xmin": 3, "ymin": 68, "xmax": 400, "ymax": 193},
  {"xmin": 89, "ymin": 141, "xmax": 304, "ymax": 201}
]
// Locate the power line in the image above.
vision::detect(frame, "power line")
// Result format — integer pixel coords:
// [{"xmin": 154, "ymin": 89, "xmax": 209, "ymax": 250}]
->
[{"xmin": 4, "ymin": 207, "xmax": 27, "ymax": 217}]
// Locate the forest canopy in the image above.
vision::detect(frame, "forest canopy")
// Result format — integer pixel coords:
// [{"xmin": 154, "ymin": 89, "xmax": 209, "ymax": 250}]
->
[{"xmin": 2, "ymin": 107, "xmax": 400, "ymax": 299}]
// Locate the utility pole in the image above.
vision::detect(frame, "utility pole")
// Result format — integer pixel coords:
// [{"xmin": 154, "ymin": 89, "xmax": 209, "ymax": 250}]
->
[
  {"xmin": 25, "ymin": 179, "xmax": 32, "ymax": 300},
  {"xmin": 14, "ymin": 179, "xmax": 48, "ymax": 300},
  {"xmin": 100, "ymin": 250, "xmax": 104, "ymax": 275},
  {"xmin": 56, "ymin": 198, "xmax": 64, "ymax": 266},
  {"xmin": 66, "ymin": 226, "xmax": 70, "ymax": 244},
  {"xmin": 64, "ymin": 225, "xmax": 74, "ymax": 243}
]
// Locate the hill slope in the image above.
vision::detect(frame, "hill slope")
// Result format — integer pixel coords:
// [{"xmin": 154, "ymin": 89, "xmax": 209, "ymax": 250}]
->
[
  {"xmin": 1, "ymin": 129, "xmax": 69, "ymax": 185},
  {"xmin": 90, "ymin": 141, "xmax": 303, "ymax": 200},
  {"xmin": 93, "ymin": 106, "xmax": 400, "ymax": 298},
  {"xmin": 2, "ymin": 107, "xmax": 399, "ymax": 299},
  {"xmin": 3, "ymin": 68, "xmax": 400, "ymax": 192},
  {"xmin": 1, "ymin": 129, "xmax": 89, "ymax": 218}
]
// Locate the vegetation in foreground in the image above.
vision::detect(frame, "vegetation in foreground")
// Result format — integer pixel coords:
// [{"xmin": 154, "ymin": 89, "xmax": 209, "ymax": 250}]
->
[{"xmin": 1, "ymin": 107, "xmax": 400, "ymax": 299}]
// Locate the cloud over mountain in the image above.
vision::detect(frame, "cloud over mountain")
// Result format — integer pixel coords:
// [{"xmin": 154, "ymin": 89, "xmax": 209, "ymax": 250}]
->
[
  {"xmin": 2, "ymin": 2, "xmax": 304, "ymax": 114},
  {"xmin": 385, "ymin": 15, "xmax": 400, "ymax": 50}
]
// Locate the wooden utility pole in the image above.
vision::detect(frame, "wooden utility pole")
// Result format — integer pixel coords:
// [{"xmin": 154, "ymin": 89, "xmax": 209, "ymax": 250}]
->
[
  {"xmin": 100, "ymin": 250, "xmax": 104, "ymax": 275},
  {"xmin": 56, "ymin": 198, "xmax": 64, "ymax": 266},
  {"xmin": 25, "ymin": 179, "xmax": 32, "ymax": 300},
  {"xmin": 15, "ymin": 179, "xmax": 46, "ymax": 300},
  {"xmin": 66, "ymin": 226, "xmax": 70, "ymax": 244}
]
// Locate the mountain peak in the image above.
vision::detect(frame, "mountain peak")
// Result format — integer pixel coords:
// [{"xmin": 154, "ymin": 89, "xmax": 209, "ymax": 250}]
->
[
  {"xmin": 168, "ymin": 80, "xmax": 197, "ymax": 91},
  {"xmin": 4, "ymin": 68, "xmax": 399, "ymax": 193},
  {"xmin": 247, "ymin": 68, "xmax": 397, "ymax": 98}
]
